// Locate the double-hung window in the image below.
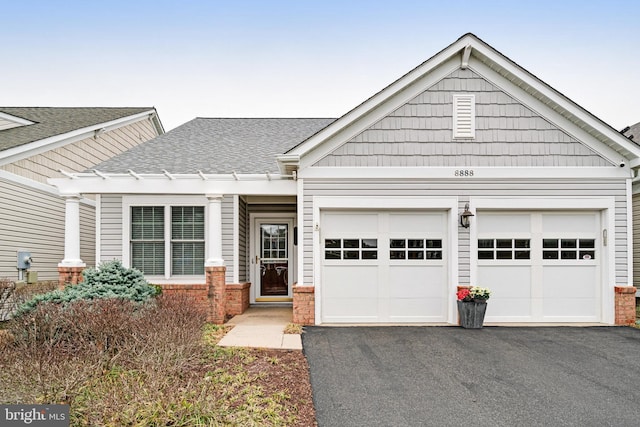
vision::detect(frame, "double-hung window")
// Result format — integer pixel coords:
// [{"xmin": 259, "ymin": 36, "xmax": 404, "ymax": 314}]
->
[{"xmin": 130, "ymin": 205, "xmax": 205, "ymax": 276}]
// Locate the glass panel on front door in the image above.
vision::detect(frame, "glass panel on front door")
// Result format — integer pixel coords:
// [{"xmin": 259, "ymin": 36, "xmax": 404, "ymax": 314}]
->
[{"xmin": 260, "ymin": 224, "xmax": 288, "ymax": 296}]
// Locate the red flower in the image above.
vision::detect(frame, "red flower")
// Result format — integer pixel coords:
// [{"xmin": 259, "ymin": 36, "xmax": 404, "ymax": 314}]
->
[{"xmin": 457, "ymin": 289, "xmax": 470, "ymax": 301}]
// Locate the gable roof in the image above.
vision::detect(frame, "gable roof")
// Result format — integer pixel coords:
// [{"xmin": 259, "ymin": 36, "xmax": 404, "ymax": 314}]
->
[
  {"xmin": 91, "ymin": 118, "xmax": 335, "ymax": 174},
  {"xmin": 278, "ymin": 33, "xmax": 640, "ymax": 172},
  {"xmin": 0, "ymin": 107, "xmax": 156, "ymax": 152}
]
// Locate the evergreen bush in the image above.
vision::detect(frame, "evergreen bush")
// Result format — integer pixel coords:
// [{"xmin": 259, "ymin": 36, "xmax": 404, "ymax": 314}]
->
[{"xmin": 17, "ymin": 260, "xmax": 158, "ymax": 315}]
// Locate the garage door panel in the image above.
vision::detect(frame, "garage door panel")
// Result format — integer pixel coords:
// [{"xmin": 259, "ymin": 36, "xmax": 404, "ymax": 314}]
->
[
  {"xmin": 478, "ymin": 266, "xmax": 532, "ymax": 298},
  {"xmin": 388, "ymin": 266, "xmax": 444, "ymax": 298},
  {"xmin": 486, "ymin": 298, "xmax": 532, "ymax": 318},
  {"xmin": 477, "ymin": 211, "xmax": 601, "ymax": 323},
  {"xmin": 477, "ymin": 214, "xmax": 530, "ymax": 234},
  {"xmin": 388, "ymin": 212, "xmax": 444, "ymax": 233},
  {"xmin": 542, "ymin": 266, "xmax": 598, "ymax": 298},
  {"xmin": 323, "ymin": 297, "xmax": 378, "ymax": 321},
  {"xmin": 542, "ymin": 213, "xmax": 597, "ymax": 233},
  {"xmin": 389, "ymin": 298, "xmax": 446, "ymax": 322},
  {"xmin": 543, "ymin": 297, "xmax": 598, "ymax": 319},
  {"xmin": 323, "ymin": 266, "xmax": 378, "ymax": 298},
  {"xmin": 321, "ymin": 210, "xmax": 448, "ymax": 323},
  {"xmin": 322, "ymin": 213, "xmax": 378, "ymax": 235}
]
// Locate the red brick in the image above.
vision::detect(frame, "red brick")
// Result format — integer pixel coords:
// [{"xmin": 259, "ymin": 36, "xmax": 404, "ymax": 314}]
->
[{"xmin": 614, "ymin": 286, "xmax": 636, "ymax": 326}]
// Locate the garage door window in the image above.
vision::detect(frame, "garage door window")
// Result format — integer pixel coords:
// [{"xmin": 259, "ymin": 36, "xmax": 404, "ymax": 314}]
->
[
  {"xmin": 543, "ymin": 238, "xmax": 595, "ymax": 260},
  {"xmin": 325, "ymin": 239, "xmax": 377, "ymax": 260},
  {"xmin": 478, "ymin": 239, "xmax": 530, "ymax": 260},
  {"xmin": 390, "ymin": 239, "xmax": 442, "ymax": 260}
]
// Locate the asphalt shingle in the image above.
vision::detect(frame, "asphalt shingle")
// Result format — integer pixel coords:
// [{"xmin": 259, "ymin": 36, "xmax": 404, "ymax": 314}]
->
[
  {"xmin": 92, "ymin": 118, "xmax": 335, "ymax": 174},
  {"xmin": 0, "ymin": 107, "xmax": 153, "ymax": 152},
  {"xmin": 623, "ymin": 121, "xmax": 640, "ymax": 143}
]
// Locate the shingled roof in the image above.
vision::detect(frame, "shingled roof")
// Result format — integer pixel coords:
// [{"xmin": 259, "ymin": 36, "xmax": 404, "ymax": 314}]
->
[
  {"xmin": 623, "ymin": 122, "xmax": 640, "ymax": 143},
  {"xmin": 92, "ymin": 118, "xmax": 335, "ymax": 174},
  {"xmin": 0, "ymin": 107, "xmax": 154, "ymax": 151}
]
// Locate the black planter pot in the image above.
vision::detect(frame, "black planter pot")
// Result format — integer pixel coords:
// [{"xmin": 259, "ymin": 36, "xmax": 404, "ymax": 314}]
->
[{"xmin": 457, "ymin": 300, "xmax": 487, "ymax": 329}]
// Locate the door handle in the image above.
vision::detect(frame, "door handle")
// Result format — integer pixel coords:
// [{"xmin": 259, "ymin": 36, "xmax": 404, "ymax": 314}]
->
[{"xmin": 255, "ymin": 255, "xmax": 260, "ymax": 264}]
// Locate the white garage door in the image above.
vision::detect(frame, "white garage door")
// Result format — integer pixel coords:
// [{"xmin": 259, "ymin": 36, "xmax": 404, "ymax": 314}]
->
[
  {"xmin": 321, "ymin": 211, "xmax": 448, "ymax": 323},
  {"xmin": 476, "ymin": 211, "xmax": 602, "ymax": 323}
]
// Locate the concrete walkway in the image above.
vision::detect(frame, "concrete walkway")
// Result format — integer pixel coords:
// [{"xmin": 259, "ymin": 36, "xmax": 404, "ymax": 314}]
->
[{"xmin": 217, "ymin": 306, "xmax": 302, "ymax": 350}]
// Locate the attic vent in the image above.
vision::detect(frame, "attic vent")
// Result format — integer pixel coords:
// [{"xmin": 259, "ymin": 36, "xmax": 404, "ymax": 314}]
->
[{"xmin": 453, "ymin": 94, "xmax": 475, "ymax": 139}]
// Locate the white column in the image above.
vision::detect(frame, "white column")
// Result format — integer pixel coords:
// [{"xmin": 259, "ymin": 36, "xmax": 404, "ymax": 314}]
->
[
  {"xmin": 205, "ymin": 194, "xmax": 224, "ymax": 266},
  {"xmin": 59, "ymin": 194, "xmax": 86, "ymax": 267}
]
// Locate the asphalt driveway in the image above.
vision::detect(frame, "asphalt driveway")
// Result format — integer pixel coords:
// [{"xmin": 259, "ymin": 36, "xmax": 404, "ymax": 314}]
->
[{"xmin": 303, "ymin": 326, "xmax": 640, "ymax": 427}]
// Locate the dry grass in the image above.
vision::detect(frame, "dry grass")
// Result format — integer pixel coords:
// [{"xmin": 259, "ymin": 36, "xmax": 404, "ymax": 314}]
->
[
  {"xmin": 0, "ymin": 294, "xmax": 315, "ymax": 426},
  {"xmin": 284, "ymin": 323, "xmax": 304, "ymax": 334}
]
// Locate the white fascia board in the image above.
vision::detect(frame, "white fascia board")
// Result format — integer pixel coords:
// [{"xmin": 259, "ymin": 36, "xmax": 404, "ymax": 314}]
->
[
  {"xmin": 0, "ymin": 110, "xmax": 157, "ymax": 166},
  {"xmin": 48, "ymin": 175, "xmax": 297, "ymax": 196},
  {"xmin": 0, "ymin": 170, "xmax": 95, "ymax": 206},
  {"xmin": 469, "ymin": 50, "xmax": 640, "ymax": 160},
  {"xmin": 287, "ymin": 37, "xmax": 473, "ymax": 166},
  {"xmin": 469, "ymin": 59, "xmax": 633, "ymax": 165},
  {"xmin": 298, "ymin": 166, "xmax": 630, "ymax": 180},
  {"xmin": 0, "ymin": 111, "xmax": 35, "ymax": 126}
]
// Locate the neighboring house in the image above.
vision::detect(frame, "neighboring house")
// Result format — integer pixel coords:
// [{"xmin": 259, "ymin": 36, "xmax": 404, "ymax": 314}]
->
[
  {"xmin": 622, "ymin": 122, "xmax": 640, "ymax": 289},
  {"xmin": 50, "ymin": 34, "xmax": 640, "ymax": 325},
  {"xmin": 0, "ymin": 107, "xmax": 164, "ymax": 282}
]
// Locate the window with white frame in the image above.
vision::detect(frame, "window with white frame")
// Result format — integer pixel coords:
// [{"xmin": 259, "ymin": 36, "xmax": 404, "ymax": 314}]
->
[{"xmin": 130, "ymin": 205, "xmax": 205, "ymax": 276}]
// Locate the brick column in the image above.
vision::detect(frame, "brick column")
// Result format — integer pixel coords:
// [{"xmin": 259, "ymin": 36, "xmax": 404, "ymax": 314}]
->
[
  {"xmin": 207, "ymin": 266, "xmax": 227, "ymax": 324},
  {"xmin": 614, "ymin": 286, "xmax": 636, "ymax": 325},
  {"xmin": 293, "ymin": 285, "xmax": 315, "ymax": 325},
  {"xmin": 58, "ymin": 266, "xmax": 84, "ymax": 289},
  {"xmin": 226, "ymin": 282, "xmax": 251, "ymax": 315}
]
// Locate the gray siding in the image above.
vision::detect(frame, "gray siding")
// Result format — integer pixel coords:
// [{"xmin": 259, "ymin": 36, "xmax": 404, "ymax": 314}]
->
[
  {"xmin": 634, "ymin": 194, "xmax": 640, "ymax": 288},
  {"xmin": 2, "ymin": 119, "xmax": 159, "ymax": 184},
  {"xmin": 238, "ymin": 197, "xmax": 248, "ymax": 282},
  {"xmin": 302, "ymin": 179, "xmax": 628, "ymax": 287},
  {"xmin": 222, "ymin": 196, "xmax": 234, "ymax": 283},
  {"xmin": 315, "ymin": 69, "xmax": 610, "ymax": 168},
  {"xmin": 100, "ymin": 195, "xmax": 123, "ymax": 262},
  {"xmin": 0, "ymin": 178, "xmax": 95, "ymax": 281}
]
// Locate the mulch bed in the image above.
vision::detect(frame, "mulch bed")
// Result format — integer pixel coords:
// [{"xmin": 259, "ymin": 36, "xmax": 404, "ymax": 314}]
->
[{"xmin": 217, "ymin": 347, "xmax": 317, "ymax": 426}]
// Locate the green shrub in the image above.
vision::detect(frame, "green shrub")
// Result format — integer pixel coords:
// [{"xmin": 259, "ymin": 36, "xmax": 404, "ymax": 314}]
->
[{"xmin": 16, "ymin": 260, "xmax": 158, "ymax": 315}]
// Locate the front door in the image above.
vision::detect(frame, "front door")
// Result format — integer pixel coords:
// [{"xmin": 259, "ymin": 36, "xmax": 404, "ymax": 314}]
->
[{"xmin": 252, "ymin": 217, "xmax": 295, "ymax": 302}]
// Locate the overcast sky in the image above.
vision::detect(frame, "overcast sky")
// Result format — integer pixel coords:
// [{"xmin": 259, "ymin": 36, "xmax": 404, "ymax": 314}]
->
[{"xmin": 2, "ymin": 0, "xmax": 639, "ymax": 131}]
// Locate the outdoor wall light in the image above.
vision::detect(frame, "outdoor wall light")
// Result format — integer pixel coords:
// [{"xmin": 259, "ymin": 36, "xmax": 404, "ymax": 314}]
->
[{"xmin": 460, "ymin": 203, "xmax": 474, "ymax": 228}]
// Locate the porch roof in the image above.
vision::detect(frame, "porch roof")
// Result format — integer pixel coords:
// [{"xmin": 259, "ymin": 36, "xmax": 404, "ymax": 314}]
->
[{"xmin": 90, "ymin": 117, "xmax": 334, "ymax": 174}]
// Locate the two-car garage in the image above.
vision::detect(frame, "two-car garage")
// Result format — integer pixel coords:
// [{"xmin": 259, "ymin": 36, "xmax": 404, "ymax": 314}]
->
[{"xmin": 318, "ymin": 206, "xmax": 605, "ymax": 324}]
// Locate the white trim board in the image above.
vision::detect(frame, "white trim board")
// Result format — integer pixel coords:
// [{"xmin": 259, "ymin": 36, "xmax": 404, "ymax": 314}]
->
[
  {"xmin": 49, "ymin": 175, "xmax": 297, "ymax": 195},
  {"xmin": 298, "ymin": 166, "xmax": 630, "ymax": 180}
]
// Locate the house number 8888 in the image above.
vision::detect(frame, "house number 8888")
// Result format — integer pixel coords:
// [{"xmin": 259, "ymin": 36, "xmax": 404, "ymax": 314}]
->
[{"xmin": 454, "ymin": 170, "xmax": 474, "ymax": 177}]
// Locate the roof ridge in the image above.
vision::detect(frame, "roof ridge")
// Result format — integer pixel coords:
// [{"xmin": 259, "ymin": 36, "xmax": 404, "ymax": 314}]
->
[{"xmin": 193, "ymin": 117, "xmax": 336, "ymax": 120}]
